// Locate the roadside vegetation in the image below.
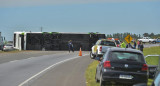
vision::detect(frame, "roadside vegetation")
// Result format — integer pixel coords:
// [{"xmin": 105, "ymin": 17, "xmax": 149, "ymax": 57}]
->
[{"xmin": 85, "ymin": 46, "xmax": 160, "ymax": 86}]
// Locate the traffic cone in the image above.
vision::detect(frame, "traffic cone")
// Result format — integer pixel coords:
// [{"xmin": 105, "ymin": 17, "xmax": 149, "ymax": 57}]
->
[{"xmin": 79, "ymin": 47, "xmax": 82, "ymax": 56}]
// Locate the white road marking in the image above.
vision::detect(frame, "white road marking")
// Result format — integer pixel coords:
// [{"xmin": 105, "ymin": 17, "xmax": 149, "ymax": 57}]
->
[
  {"xmin": 18, "ymin": 54, "xmax": 89, "ymax": 86},
  {"xmin": 9, "ymin": 60, "xmax": 18, "ymax": 63}
]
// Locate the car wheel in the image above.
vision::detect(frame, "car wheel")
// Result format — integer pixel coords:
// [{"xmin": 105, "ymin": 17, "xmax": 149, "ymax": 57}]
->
[
  {"xmin": 100, "ymin": 74, "xmax": 106, "ymax": 86},
  {"xmin": 90, "ymin": 52, "xmax": 95, "ymax": 59}
]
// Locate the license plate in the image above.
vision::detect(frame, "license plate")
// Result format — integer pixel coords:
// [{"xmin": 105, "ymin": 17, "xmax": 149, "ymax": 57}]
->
[{"xmin": 119, "ymin": 75, "xmax": 133, "ymax": 79}]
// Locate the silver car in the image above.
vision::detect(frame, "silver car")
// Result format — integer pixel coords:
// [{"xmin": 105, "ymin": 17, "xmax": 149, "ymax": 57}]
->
[{"xmin": 3, "ymin": 44, "xmax": 14, "ymax": 51}]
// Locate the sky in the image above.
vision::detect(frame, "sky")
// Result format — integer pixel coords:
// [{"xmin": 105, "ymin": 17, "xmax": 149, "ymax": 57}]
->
[{"xmin": 0, "ymin": 0, "xmax": 160, "ymax": 41}]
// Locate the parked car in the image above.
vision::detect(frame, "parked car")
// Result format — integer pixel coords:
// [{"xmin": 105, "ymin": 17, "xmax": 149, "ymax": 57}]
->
[
  {"xmin": 115, "ymin": 40, "xmax": 121, "ymax": 47},
  {"xmin": 90, "ymin": 39, "xmax": 116, "ymax": 59},
  {"xmin": 151, "ymin": 56, "xmax": 160, "ymax": 86},
  {"xmin": 138, "ymin": 37, "xmax": 156, "ymax": 43},
  {"xmin": 155, "ymin": 38, "xmax": 160, "ymax": 43},
  {"xmin": 148, "ymin": 65, "xmax": 158, "ymax": 79},
  {"xmin": 95, "ymin": 47, "xmax": 148, "ymax": 86},
  {"xmin": 151, "ymin": 71, "xmax": 160, "ymax": 86},
  {"xmin": 3, "ymin": 44, "xmax": 14, "ymax": 51}
]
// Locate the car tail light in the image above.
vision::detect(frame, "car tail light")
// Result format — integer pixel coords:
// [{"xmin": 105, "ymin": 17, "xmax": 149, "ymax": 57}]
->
[
  {"xmin": 3, "ymin": 46, "xmax": 6, "ymax": 48},
  {"xmin": 117, "ymin": 44, "xmax": 119, "ymax": 47},
  {"xmin": 142, "ymin": 64, "xmax": 148, "ymax": 71},
  {"xmin": 104, "ymin": 61, "xmax": 111, "ymax": 68},
  {"xmin": 100, "ymin": 46, "xmax": 102, "ymax": 51}
]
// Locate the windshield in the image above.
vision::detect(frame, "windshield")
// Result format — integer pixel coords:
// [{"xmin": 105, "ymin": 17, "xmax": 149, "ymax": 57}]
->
[
  {"xmin": 115, "ymin": 40, "xmax": 120, "ymax": 44},
  {"xmin": 101, "ymin": 41, "xmax": 116, "ymax": 46},
  {"xmin": 109, "ymin": 51, "xmax": 144, "ymax": 62}
]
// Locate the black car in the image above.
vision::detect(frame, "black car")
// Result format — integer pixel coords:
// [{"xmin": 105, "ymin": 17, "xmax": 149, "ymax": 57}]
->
[{"xmin": 95, "ymin": 47, "xmax": 148, "ymax": 86}]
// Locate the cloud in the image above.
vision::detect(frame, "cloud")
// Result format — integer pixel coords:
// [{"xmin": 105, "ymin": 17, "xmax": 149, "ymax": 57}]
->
[{"xmin": 0, "ymin": 0, "xmax": 159, "ymax": 7}]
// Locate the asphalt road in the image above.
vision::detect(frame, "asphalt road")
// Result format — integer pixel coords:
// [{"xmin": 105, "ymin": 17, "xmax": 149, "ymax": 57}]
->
[
  {"xmin": 0, "ymin": 51, "xmax": 90, "ymax": 86},
  {"xmin": 0, "ymin": 44, "xmax": 159, "ymax": 86},
  {"xmin": 144, "ymin": 43, "xmax": 160, "ymax": 48},
  {"xmin": 0, "ymin": 51, "xmax": 67, "ymax": 64},
  {"xmin": 30, "ymin": 55, "xmax": 92, "ymax": 86}
]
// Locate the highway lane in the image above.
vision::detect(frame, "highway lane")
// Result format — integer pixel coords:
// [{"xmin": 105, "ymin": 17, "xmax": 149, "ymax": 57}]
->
[
  {"xmin": 28, "ymin": 44, "xmax": 160, "ymax": 86},
  {"xmin": 0, "ymin": 44, "xmax": 158, "ymax": 86},
  {"xmin": 144, "ymin": 43, "xmax": 160, "ymax": 48},
  {"xmin": 0, "ymin": 51, "xmax": 89, "ymax": 86},
  {"xmin": 0, "ymin": 51, "xmax": 67, "ymax": 64},
  {"xmin": 30, "ymin": 55, "xmax": 92, "ymax": 86}
]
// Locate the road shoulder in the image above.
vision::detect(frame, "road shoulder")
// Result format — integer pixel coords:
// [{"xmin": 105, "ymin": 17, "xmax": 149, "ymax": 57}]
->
[{"xmin": 30, "ymin": 55, "xmax": 93, "ymax": 86}]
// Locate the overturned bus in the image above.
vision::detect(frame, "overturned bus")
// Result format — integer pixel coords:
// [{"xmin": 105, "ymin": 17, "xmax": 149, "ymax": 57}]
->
[{"xmin": 14, "ymin": 32, "xmax": 105, "ymax": 51}]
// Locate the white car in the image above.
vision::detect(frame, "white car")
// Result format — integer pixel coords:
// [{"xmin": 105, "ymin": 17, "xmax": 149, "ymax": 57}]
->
[
  {"xmin": 90, "ymin": 39, "xmax": 116, "ymax": 59},
  {"xmin": 138, "ymin": 37, "xmax": 156, "ymax": 43},
  {"xmin": 3, "ymin": 44, "xmax": 14, "ymax": 51}
]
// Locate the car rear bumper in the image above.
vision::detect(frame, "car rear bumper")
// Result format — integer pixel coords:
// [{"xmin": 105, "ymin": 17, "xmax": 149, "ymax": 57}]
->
[
  {"xmin": 102, "ymin": 71, "xmax": 148, "ymax": 84},
  {"xmin": 3, "ymin": 48, "xmax": 13, "ymax": 51}
]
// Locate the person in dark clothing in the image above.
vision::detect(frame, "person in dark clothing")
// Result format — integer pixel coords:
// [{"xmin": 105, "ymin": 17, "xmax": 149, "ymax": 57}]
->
[
  {"xmin": 139, "ymin": 42, "xmax": 144, "ymax": 52},
  {"xmin": 126, "ymin": 43, "xmax": 133, "ymax": 49},
  {"xmin": 137, "ymin": 41, "xmax": 140, "ymax": 50},
  {"xmin": 133, "ymin": 41, "xmax": 137, "ymax": 49},
  {"xmin": 68, "ymin": 40, "xmax": 74, "ymax": 53}
]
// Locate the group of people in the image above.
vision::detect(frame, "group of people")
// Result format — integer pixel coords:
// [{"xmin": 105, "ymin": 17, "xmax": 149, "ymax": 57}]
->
[
  {"xmin": 120, "ymin": 40, "xmax": 144, "ymax": 52},
  {"xmin": 68, "ymin": 40, "xmax": 144, "ymax": 53}
]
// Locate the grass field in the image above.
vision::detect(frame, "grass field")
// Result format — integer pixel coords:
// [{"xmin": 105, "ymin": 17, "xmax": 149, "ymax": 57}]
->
[
  {"xmin": 85, "ymin": 46, "xmax": 160, "ymax": 86},
  {"xmin": 0, "ymin": 50, "xmax": 21, "ymax": 53}
]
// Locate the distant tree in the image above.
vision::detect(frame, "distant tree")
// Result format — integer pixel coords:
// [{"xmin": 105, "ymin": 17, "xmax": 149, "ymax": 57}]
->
[
  {"xmin": 106, "ymin": 32, "xmax": 160, "ymax": 41},
  {"xmin": 138, "ymin": 34, "xmax": 141, "ymax": 38},
  {"xmin": 150, "ymin": 33, "xmax": 155, "ymax": 38},
  {"xmin": 143, "ymin": 33, "xmax": 149, "ymax": 37}
]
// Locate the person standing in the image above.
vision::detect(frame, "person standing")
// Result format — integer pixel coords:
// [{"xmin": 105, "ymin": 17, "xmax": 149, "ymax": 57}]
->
[
  {"xmin": 126, "ymin": 43, "xmax": 133, "ymax": 48},
  {"xmin": 120, "ymin": 41, "xmax": 126, "ymax": 48},
  {"xmin": 137, "ymin": 41, "xmax": 140, "ymax": 50},
  {"xmin": 68, "ymin": 40, "xmax": 74, "ymax": 53},
  {"xmin": 133, "ymin": 40, "xmax": 137, "ymax": 49},
  {"xmin": 139, "ymin": 42, "xmax": 144, "ymax": 52}
]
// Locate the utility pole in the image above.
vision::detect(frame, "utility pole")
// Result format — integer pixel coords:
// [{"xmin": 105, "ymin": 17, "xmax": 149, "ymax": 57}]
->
[{"xmin": 40, "ymin": 27, "xmax": 43, "ymax": 32}]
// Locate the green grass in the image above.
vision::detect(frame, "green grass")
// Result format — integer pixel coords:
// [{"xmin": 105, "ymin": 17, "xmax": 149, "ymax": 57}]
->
[
  {"xmin": 145, "ymin": 56, "xmax": 159, "ymax": 66},
  {"xmin": 0, "ymin": 50, "xmax": 22, "ymax": 53},
  {"xmin": 143, "ymin": 46, "xmax": 160, "ymax": 56},
  {"xmin": 86, "ymin": 46, "xmax": 160, "ymax": 86},
  {"xmin": 86, "ymin": 61, "xmax": 99, "ymax": 86}
]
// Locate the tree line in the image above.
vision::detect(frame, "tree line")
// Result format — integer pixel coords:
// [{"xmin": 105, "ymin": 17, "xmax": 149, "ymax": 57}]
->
[{"xmin": 106, "ymin": 32, "xmax": 160, "ymax": 41}]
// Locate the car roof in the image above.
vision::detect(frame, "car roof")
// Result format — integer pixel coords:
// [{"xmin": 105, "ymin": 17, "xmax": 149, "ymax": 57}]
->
[
  {"xmin": 99, "ymin": 39, "xmax": 114, "ymax": 42},
  {"xmin": 108, "ymin": 47, "xmax": 143, "ymax": 54}
]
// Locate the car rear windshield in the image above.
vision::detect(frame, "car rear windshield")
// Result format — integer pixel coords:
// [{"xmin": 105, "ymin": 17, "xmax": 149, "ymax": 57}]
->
[
  {"xmin": 101, "ymin": 41, "xmax": 116, "ymax": 46},
  {"xmin": 109, "ymin": 51, "xmax": 145, "ymax": 62},
  {"xmin": 5, "ymin": 44, "xmax": 12, "ymax": 46}
]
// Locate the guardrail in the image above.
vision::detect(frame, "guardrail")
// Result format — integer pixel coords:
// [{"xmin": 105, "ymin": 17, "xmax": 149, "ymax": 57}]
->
[
  {"xmin": 145, "ymin": 55, "xmax": 160, "ymax": 67},
  {"xmin": 145, "ymin": 55, "xmax": 160, "ymax": 79},
  {"xmin": 145, "ymin": 55, "xmax": 160, "ymax": 58}
]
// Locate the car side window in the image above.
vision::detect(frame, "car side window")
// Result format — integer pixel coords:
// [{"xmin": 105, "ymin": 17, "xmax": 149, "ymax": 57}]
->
[
  {"xmin": 102, "ymin": 49, "xmax": 110, "ymax": 62},
  {"xmin": 100, "ymin": 41, "xmax": 104, "ymax": 45}
]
